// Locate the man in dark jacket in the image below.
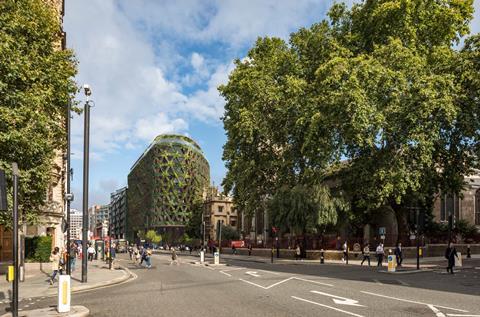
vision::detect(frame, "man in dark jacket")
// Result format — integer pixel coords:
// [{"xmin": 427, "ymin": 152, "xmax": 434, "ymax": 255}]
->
[
  {"xmin": 445, "ymin": 242, "xmax": 459, "ymax": 274},
  {"xmin": 394, "ymin": 242, "xmax": 403, "ymax": 267}
]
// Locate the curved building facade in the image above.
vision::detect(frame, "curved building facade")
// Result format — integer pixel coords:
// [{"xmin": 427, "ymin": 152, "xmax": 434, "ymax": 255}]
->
[{"xmin": 127, "ymin": 134, "xmax": 210, "ymax": 240}]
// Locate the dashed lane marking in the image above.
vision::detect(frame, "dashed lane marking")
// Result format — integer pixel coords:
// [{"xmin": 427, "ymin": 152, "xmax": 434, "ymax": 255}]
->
[{"xmin": 361, "ymin": 291, "xmax": 469, "ymax": 313}]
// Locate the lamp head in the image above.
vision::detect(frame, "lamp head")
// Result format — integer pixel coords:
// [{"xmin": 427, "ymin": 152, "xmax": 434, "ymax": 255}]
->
[{"xmin": 83, "ymin": 84, "xmax": 92, "ymax": 97}]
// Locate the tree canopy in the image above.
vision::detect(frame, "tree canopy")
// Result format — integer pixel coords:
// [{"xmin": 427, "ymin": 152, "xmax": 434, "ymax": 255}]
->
[
  {"xmin": 0, "ymin": 0, "xmax": 77, "ymax": 224},
  {"xmin": 220, "ymin": 0, "xmax": 479, "ymax": 236}
]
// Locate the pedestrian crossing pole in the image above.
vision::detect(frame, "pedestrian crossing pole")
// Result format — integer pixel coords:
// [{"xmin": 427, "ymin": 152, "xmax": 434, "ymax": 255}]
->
[{"xmin": 12, "ymin": 163, "xmax": 19, "ymax": 317}]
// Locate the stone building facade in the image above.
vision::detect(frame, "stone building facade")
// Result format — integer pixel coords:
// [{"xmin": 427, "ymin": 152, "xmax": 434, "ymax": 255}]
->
[
  {"xmin": 203, "ymin": 187, "xmax": 237, "ymax": 240},
  {"xmin": 432, "ymin": 171, "xmax": 480, "ymax": 227}
]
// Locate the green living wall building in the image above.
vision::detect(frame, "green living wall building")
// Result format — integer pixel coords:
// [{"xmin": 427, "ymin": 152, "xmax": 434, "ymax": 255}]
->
[{"xmin": 127, "ymin": 134, "xmax": 210, "ymax": 241}]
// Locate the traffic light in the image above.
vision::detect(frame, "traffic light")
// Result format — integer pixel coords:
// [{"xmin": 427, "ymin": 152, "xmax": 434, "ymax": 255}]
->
[{"xmin": 0, "ymin": 170, "xmax": 7, "ymax": 211}]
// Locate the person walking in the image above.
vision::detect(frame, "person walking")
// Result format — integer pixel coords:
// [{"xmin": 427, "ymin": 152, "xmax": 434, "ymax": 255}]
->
[
  {"xmin": 361, "ymin": 244, "xmax": 371, "ymax": 266},
  {"xmin": 232, "ymin": 245, "xmax": 236, "ymax": 255},
  {"xmin": 394, "ymin": 242, "xmax": 403, "ymax": 267},
  {"xmin": 135, "ymin": 247, "xmax": 141, "ymax": 264},
  {"xmin": 69, "ymin": 242, "xmax": 77, "ymax": 272},
  {"xmin": 170, "ymin": 248, "xmax": 179, "ymax": 265},
  {"xmin": 49, "ymin": 247, "xmax": 61, "ymax": 285},
  {"xmin": 445, "ymin": 242, "xmax": 459, "ymax": 274},
  {"xmin": 342, "ymin": 241, "xmax": 348, "ymax": 263},
  {"xmin": 110, "ymin": 243, "xmax": 116, "ymax": 269},
  {"xmin": 87, "ymin": 244, "xmax": 96, "ymax": 262},
  {"xmin": 248, "ymin": 244, "xmax": 253, "ymax": 256},
  {"xmin": 376, "ymin": 243, "xmax": 384, "ymax": 267},
  {"xmin": 295, "ymin": 245, "xmax": 301, "ymax": 261},
  {"xmin": 144, "ymin": 248, "xmax": 152, "ymax": 268},
  {"xmin": 128, "ymin": 246, "xmax": 133, "ymax": 260}
]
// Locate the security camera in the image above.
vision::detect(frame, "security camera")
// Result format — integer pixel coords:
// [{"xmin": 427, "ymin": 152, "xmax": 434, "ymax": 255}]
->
[
  {"xmin": 66, "ymin": 193, "xmax": 74, "ymax": 202},
  {"xmin": 83, "ymin": 84, "xmax": 92, "ymax": 96}
]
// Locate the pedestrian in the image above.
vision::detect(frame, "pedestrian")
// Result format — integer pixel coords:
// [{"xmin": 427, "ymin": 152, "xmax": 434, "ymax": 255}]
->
[
  {"xmin": 394, "ymin": 242, "xmax": 403, "ymax": 267},
  {"xmin": 128, "ymin": 246, "xmax": 133, "ymax": 260},
  {"xmin": 49, "ymin": 247, "xmax": 61, "ymax": 285},
  {"xmin": 445, "ymin": 242, "xmax": 459, "ymax": 274},
  {"xmin": 59, "ymin": 248, "xmax": 66, "ymax": 275},
  {"xmin": 248, "ymin": 244, "xmax": 253, "ymax": 256},
  {"xmin": 376, "ymin": 243, "xmax": 384, "ymax": 267},
  {"xmin": 170, "ymin": 248, "xmax": 179, "ymax": 265},
  {"xmin": 69, "ymin": 242, "xmax": 77, "ymax": 272},
  {"xmin": 110, "ymin": 243, "xmax": 116, "ymax": 269},
  {"xmin": 342, "ymin": 241, "xmax": 348, "ymax": 263},
  {"xmin": 87, "ymin": 244, "xmax": 96, "ymax": 262},
  {"xmin": 295, "ymin": 245, "xmax": 301, "ymax": 261},
  {"xmin": 135, "ymin": 247, "xmax": 141, "ymax": 264},
  {"xmin": 140, "ymin": 246, "xmax": 145, "ymax": 265},
  {"xmin": 145, "ymin": 248, "xmax": 152, "ymax": 268},
  {"xmin": 232, "ymin": 245, "xmax": 236, "ymax": 255},
  {"xmin": 361, "ymin": 244, "xmax": 371, "ymax": 266}
]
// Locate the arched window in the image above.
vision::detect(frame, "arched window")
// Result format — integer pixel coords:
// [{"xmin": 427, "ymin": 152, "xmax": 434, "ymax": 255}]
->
[
  {"xmin": 440, "ymin": 193, "xmax": 460, "ymax": 222},
  {"xmin": 475, "ymin": 189, "xmax": 480, "ymax": 225}
]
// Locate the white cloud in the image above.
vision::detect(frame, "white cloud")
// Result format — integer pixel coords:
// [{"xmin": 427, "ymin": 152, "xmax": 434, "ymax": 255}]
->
[{"xmin": 135, "ymin": 113, "xmax": 188, "ymax": 141}]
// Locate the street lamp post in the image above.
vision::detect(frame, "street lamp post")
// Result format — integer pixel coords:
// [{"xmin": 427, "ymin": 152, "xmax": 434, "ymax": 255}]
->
[
  {"xmin": 66, "ymin": 99, "xmax": 73, "ymax": 275},
  {"xmin": 81, "ymin": 84, "xmax": 92, "ymax": 283}
]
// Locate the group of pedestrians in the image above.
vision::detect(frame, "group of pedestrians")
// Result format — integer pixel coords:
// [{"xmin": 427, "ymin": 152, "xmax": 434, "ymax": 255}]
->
[
  {"xmin": 359, "ymin": 242, "xmax": 404, "ymax": 267},
  {"xmin": 130, "ymin": 245, "xmax": 152, "ymax": 268}
]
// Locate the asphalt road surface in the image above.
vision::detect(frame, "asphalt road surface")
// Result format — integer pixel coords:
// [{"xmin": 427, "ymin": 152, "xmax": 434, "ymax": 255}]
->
[{"xmin": 2, "ymin": 253, "xmax": 479, "ymax": 317}]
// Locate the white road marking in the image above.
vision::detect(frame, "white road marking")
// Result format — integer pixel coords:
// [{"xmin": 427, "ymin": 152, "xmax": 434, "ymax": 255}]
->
[
  {"xmin": 220, "ymin": 271, "xmax": 232, "ymax": 277},
  {"xmin": 245, "ymin": 271, "xmax": 261, "ymax": 277},
  {"xmin": 311, "ymin": 291, "xmax": 365, "ymax": 307},
  {"xmin": 447, "ymin": 314, "xmax": 480, "ymax": 316},
  {"xmin": 293, "ymin": 277, "xmax": 334, "ymax": 287},
  {"xmin": 239, "ymin": 276, "xmax": 333, "ymax": 289},
  {"xmin": 361, "ymin": 291, "xmax": 469, "ymax": 313},
  {"xmin": 428, "ymin": 304, "xmax": 446, "ymax": 317},
  {"xmin": 292, "ymin": 296, "xmax": 365, "ymax": 317}
]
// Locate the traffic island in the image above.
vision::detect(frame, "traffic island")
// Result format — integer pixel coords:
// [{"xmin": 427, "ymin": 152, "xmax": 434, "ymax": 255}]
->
[{"xmin": 0, "ymin": 305, "xmax": 89, "ymax": 317}]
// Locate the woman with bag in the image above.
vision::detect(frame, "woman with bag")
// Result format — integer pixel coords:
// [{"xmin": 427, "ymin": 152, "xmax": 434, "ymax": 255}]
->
[{"xmin": 49, "ymin": 247, "xmax": 61, "ymax": 285}]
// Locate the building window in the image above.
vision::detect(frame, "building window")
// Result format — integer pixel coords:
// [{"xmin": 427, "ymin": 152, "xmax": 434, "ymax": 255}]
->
[
  {"xmin": 441, "ymin": 193, "xmax": 460, "ymax": 222},
  {"xmin": 230, "ymin": 220, "xmax": 236, "ymax": 227},
  {"xmin": 476, "ymin": 189, "xmax": 480, "ymax": 225},
  {"xmin": 218, "ymin": 206, "xmax": 223, "ymax": 213}
]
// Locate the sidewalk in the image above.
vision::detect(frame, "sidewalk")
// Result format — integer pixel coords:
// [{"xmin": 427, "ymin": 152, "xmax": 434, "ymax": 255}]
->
[
  {"xmin": 0, "ymin": 259, "xmax": 131, "ymax": 303},
  {"xmin": 167, "ymin": 249, "xmax": 480, "ymax": 269}
]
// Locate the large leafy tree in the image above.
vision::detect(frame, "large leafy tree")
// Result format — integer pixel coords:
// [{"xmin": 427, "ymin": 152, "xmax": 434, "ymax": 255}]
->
[
  {"xmin": 221, "ymin": 0, "xmax": 478, "ymax": 239},
  {"xmin": 0, "ymin": 0, "xmax": 77, "ymax": 224}
]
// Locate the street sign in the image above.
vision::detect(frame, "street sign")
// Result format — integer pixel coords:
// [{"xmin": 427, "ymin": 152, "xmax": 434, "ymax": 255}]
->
[{"xmin": 379, "ymin": 227, "xmax": 386, "ymax": 235}]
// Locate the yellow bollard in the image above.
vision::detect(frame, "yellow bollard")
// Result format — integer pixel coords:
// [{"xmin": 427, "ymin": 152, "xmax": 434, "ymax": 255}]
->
[
  {"xmin": 7, "ymin": 266, "xmax": 14, "ymax": 282},
  {"xmin": 419, "ymin": 248, "xmax": 423, "ymax": 257},
  {"xmin": 62, "ymin": 280, "xmax": 68, "ymax": 305}
]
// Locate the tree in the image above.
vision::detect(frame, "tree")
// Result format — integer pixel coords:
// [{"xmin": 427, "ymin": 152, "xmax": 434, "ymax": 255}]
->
[
  {"xmin": 220, "ymin": 225, "xmax": 240, "ymax": 241},
  {"xmin": 145, "ymin": 230, "xmax": 162, "ymax": 244},
  {"xmin": 0, "ymin": 0, "xmax": 77, "ymax": 225},
  {"xmin": 221, "ymin": 0, "xmax": 478, "ymax": 241}
]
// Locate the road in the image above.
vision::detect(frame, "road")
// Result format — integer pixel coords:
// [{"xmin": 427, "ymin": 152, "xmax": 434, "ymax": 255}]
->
[{"xmin": 2, "ymin": 253, "xmax": 479, "ymax": 316}]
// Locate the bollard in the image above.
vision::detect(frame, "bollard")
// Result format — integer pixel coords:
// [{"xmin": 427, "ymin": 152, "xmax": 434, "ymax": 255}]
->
[
  {"xmin": 320, "ymin": 249, "xmax": 324, "ymax": 264},
  {"xmin": 467, "ymin": 244, "xmax": 471, "ymax": 259},
  {"xmin": 57, "ymin": 275, "xmax": 71, "ymax": 313},
  {"xmin": 271, "ymin": 247, "xmax": 274, "ymax": 264}
]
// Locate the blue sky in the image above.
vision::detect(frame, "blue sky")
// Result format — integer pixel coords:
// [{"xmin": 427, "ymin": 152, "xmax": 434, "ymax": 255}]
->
[{"xmin": 64, "ymin": 0, "xmax": 480, "ymax": 209}]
